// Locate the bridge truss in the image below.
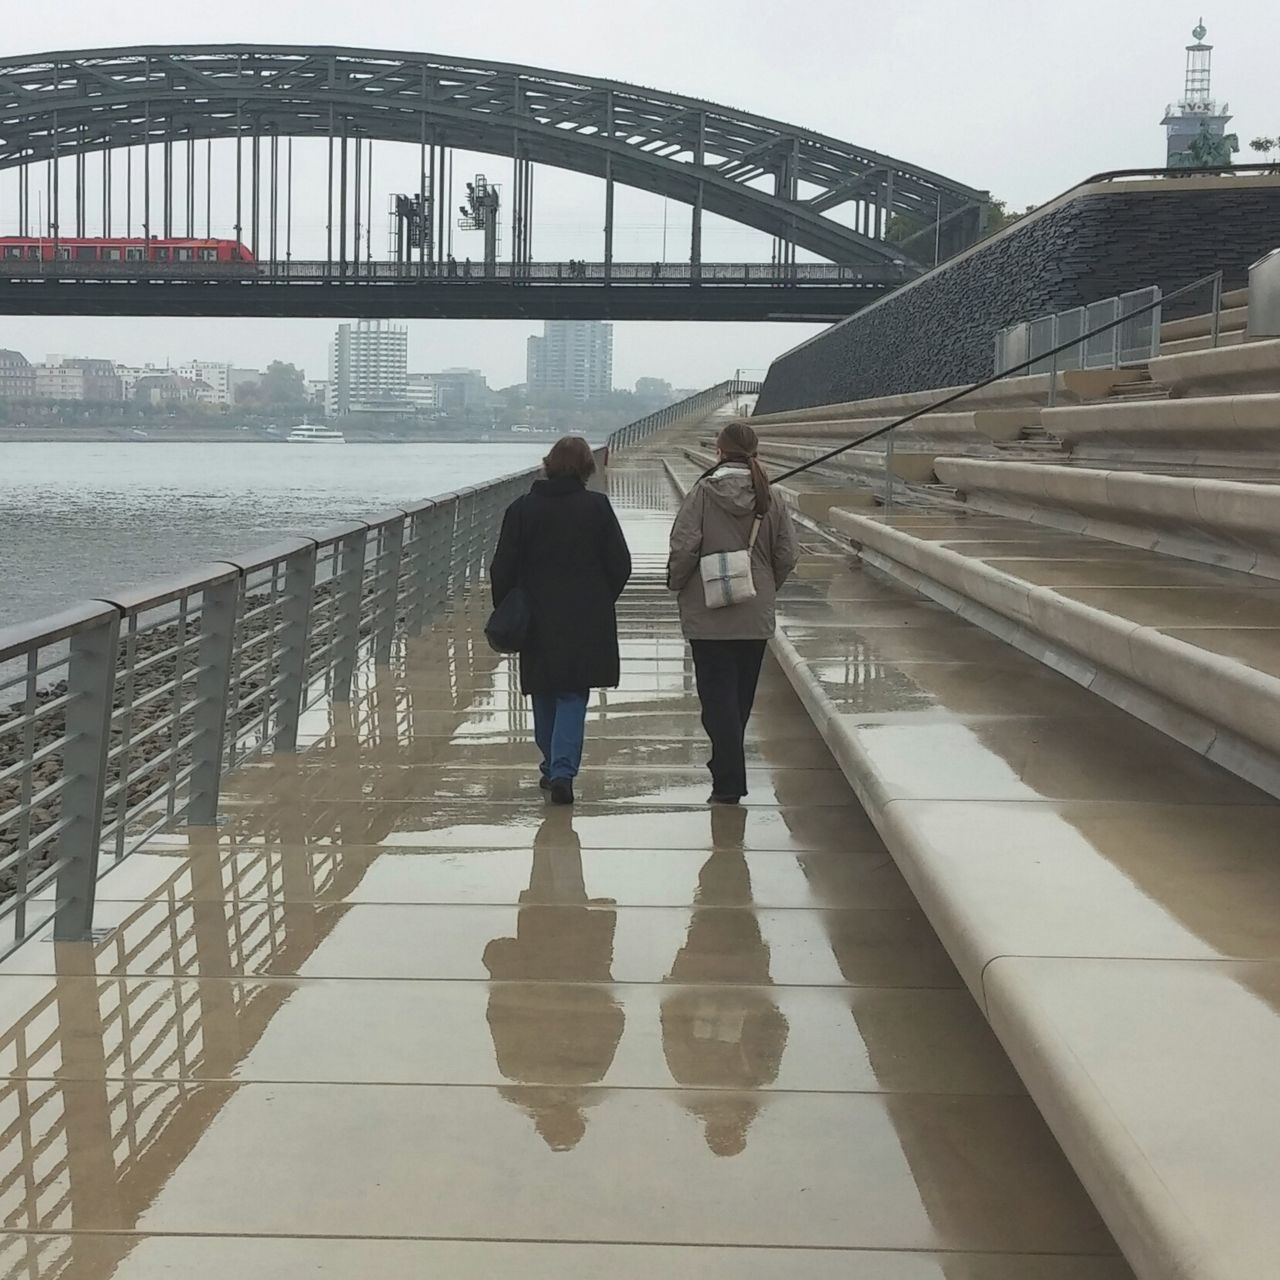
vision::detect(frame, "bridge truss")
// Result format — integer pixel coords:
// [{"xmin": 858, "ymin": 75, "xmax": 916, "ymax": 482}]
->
[{"xmin": 0, "ymin": 45, "xmax": 990, "ymax": 279}]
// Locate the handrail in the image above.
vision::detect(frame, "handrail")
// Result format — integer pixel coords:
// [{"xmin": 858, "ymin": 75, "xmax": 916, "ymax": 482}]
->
[
  {"xmin": 605, "ymin": 379, "xmax": 762, "ymax": 452},
  {"xmin": 1080, "ymin": 163, "xmax": 1280, "ymax": 185},
  {"xmin": 770, "ymin": 268, "xmax": 1225, "ymax": 484}
]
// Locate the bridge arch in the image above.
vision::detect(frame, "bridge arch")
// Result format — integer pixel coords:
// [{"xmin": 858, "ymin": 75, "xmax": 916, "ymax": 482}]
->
[{"xmin": 0, "ymin": 45, "xmax": 988, "ymax": 267}]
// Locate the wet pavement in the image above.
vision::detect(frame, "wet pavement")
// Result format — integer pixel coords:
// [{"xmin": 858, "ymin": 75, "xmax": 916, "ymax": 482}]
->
[{"xmin": 0, "ymin": 458, "xmax": 1132, "ymax": 1278}]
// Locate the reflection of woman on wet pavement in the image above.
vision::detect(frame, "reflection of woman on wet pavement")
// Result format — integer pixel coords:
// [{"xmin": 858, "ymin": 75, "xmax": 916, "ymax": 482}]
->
[
  {"xmin": 490, "ymin": 436, "xmax": 632, "ymax": 807},
  {"xmin": 482, "ymin": 810, "xmax": 623, "ymax": 1151},
  {"xmin": 661, "ymin": 804, "xmax": 789, "ymax": 1156}
]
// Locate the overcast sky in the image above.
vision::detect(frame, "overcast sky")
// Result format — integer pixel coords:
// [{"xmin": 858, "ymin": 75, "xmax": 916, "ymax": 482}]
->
[{"xmin": 2, "ymin": 0, "xmax": 1273, "ymax": 389}]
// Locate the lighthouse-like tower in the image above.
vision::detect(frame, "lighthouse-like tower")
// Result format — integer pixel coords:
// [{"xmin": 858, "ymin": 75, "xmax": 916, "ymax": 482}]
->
[{"xmin": 1162, "ymin": 20, "xmax": 1233, "ymax": 166}]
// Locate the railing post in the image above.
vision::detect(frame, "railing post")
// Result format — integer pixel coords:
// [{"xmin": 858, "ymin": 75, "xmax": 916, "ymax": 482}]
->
[
  {"xmin": 274, "ymin": 545, "xmax": 317, "ymax": 752},
  {"xmin": 883, "ymin": 435, "xmax": 896, "ymax": 511},
  {"xmin": 54, "ymin": 611, "xmax": 120, "ymax": 941},
  {"xmin": 187, "ymin": 575, "xmax": 239, "ymax": 826},
  {"xmin": 373, "ymin": 516, "xmax": 405, "ymax": 667},
  {"xmin": 402, "ymin": 503, "xmax": 433, "ymax": 637},
  {"xmin": 1210, "ymin": 271, "xmax": 1223, "ymax": 349},
  {"xmin": 332, "ymin": 527, "xmax": 368, "ymax": 703}
]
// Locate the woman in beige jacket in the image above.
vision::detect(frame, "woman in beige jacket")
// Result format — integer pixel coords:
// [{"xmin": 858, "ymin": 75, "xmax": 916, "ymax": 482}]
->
[{"xmin": 667, "ymin": 421, "xmax": 799, "ymax": 803}]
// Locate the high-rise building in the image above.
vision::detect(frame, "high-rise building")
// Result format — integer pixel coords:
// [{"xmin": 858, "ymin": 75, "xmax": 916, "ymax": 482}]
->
[
  {"xmin": 526, "ymin": 321, "xmax": 613, "ymax": 401},
  {"xmin": 327, "ymin": 319, "xmax": 410, "ymax": 416},
  {"xmin": 1162, "ymin": 21, "xmax": 1234, "ymax": 167}
]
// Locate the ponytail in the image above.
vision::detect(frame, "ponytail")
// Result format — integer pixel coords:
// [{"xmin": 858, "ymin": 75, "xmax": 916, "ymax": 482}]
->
[{"xmin": 714, "ymin": 420, "xmax": 771, "ymax": 516}]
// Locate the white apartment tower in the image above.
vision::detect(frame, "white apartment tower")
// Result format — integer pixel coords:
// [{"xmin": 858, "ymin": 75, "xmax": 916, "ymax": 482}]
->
[
  {"xmin": 328, "ymin": 319, "xmax": 410, "ymax": 416},
  {"xmin": 527, "ymin": 320, "xmax": 613, "ymax": 402}
]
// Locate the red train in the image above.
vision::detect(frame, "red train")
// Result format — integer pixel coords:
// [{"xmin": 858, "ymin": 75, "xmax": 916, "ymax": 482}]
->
[{"xmin": 0, "ymin": 237, "xmax": 255, "ymax": 263}]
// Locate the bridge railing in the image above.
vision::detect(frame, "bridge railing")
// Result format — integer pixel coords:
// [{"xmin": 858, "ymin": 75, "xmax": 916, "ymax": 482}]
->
[
  {"xmin": 0, "ymin": 463, "xmax": 549, "ymax": 959},
  {"xmin": 606, "ymin": 380, "xmax": 763, "ymax": 453},
  {"xmin": 0, "ymin": 259, "xmax": 909, "ymax": 287}
]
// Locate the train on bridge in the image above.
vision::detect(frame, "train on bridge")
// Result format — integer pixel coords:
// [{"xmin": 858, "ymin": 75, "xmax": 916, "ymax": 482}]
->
[{"xmin": 0, "ymin": 237, "xmax": 254, "ymax": 264}]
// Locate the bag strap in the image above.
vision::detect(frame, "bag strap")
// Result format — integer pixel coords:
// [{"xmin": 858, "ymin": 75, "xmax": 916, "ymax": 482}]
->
[{"xmin": 748, "ymin": 515, "xmax": 763, "ymax": 550}]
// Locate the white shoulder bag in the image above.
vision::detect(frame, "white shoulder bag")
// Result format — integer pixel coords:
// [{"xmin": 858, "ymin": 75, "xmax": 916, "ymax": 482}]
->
[{"xmin": 699, "ymin": 515, "xmax": 763, "ymax": 610}]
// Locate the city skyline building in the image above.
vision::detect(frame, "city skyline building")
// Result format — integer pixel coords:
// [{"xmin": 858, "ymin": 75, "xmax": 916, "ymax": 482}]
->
[
  {"xmin": 327, "ymin": 319, "xmax": 410, "ymax": 416},
  {"xmin": 527, "ymin": 320, "xmax": 613, "ymax": 402}
]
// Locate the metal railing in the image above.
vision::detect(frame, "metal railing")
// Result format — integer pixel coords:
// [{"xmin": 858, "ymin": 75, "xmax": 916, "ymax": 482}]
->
[
  {"xmin": 0, "ymin": 259, "xmax": 908, "ymax": 287},
  {"xmin": 607, "ymin": 380, "xmax": 762, "ymax": 452},
  {"xmin": 0, "ymin": 463, "xmax": 547, "ymax": 958},
  {"xmin": 994, "ymin": 286, "xmax": 1164, "ymax": 378}
]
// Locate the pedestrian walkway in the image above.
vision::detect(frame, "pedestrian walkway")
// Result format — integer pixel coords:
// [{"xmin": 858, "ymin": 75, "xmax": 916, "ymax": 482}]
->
[{"xmin": 0, "ymin": 457, "xmax": 1131, "ymax": 1278}]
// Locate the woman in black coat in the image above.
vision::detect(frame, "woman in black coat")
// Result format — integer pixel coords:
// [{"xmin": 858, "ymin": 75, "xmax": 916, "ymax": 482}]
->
[{"xmin": 490, "ymin": 436, "xmax": 632, "ymax": 805}]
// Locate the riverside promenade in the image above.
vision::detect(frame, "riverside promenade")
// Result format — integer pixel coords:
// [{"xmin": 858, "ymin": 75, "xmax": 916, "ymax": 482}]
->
[{"xmin": 0, "ymin": 452, "xmax": 1131, "ymax": 1278}]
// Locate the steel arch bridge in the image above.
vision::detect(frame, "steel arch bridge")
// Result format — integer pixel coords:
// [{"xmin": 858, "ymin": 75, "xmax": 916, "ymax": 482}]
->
[{"xmin": 0, "ymin": 45, "xmax": 989, "ymax": 270}]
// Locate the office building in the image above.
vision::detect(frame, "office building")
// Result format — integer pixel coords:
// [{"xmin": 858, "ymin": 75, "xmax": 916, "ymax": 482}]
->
[
  {"xmin": 405, "ymin": 373, "xmax": 440, "ymax": 412},
  {"xmin": 0, "ymin": 349, "xmax": 35, "ymax": 400},
  {"xmin": 175, "ymin": 360, "xmax": 234, "ymax": 406},
  {"xmin": 526, "ymin": 321, "xmax": 613, "ymax": 401},
  {"xmin": 424, "ymin": 368, "xmax": 490, "ymax": 414},
  {"xmin": 328, "ymin": 319, "xmax": 410, "ymax": 416},
  {"xmin": 34, "ymin": 358, "xmax": 121, "ymax": 402}
]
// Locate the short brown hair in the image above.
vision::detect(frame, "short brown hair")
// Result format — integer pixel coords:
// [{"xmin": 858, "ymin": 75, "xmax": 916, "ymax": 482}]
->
[{"xmin": 543, "ymin": 435, "xmax": 597, "ymax": 481}]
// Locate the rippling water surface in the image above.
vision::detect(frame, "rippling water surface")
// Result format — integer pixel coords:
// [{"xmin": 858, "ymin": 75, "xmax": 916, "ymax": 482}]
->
[{"xmin": 0, "ymin": 442, "xmax": 549, "ymax": 629}]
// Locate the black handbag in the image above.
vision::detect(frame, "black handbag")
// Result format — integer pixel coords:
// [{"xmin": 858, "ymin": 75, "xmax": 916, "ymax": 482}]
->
[{"xmin": 485, "ymin": 585, "xmax": 532, "ymax": 654}]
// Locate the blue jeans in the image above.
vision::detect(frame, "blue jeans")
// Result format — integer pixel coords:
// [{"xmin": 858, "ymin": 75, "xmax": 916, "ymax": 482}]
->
[{"xmin": 532, "ymin": 691, "xmax": 589, "ymax": 780}]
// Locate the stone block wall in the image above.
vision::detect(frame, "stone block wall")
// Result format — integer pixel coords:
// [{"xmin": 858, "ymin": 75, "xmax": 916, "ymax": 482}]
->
[{"xmin": 755, "ymin": 178, "xmax": 1280, "ymax": 414}]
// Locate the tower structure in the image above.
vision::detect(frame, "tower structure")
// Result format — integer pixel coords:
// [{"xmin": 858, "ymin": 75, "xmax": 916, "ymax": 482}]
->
[{"xmin": 1162, "ymin": 20, "xmax": 1234, "ymax": 167}]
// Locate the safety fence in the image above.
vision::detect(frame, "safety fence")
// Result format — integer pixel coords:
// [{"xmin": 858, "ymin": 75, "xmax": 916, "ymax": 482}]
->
[
  {"xmin": 994, "ymin": 286, "xmax": 1165, "ymax": 377},
  {"xmin": 0, "ymin": 466, "xmax": 542, "ymax": 959}
]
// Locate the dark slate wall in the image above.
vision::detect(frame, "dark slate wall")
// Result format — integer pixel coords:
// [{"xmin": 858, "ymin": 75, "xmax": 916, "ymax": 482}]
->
[{"xmin": 756, "ymin": 183, "xmax": 1280, "ymax": 415}]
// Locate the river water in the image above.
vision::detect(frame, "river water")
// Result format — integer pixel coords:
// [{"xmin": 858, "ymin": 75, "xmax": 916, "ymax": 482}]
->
[{"xmin": 0, "ymin": 442, "xmax": 551, "ymax": 631}]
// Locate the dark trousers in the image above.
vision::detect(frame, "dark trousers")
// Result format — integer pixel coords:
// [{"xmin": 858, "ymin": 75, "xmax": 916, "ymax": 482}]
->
[{"xmin": 689, "ymin": 639, "xmax": 768, "ymax": 799}]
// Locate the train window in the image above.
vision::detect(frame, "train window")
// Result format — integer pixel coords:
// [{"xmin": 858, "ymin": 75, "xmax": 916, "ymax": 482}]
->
[
  {"xmin": 4, "ymin": 247, "xmax": 21, "ymax": 259},
  {"xmin": 175, "ymin": 247, "xmax": 194, "ymax": 262},
  {"xmin": 154, "ymin": 247, "xmax": 170, "ymax": 261},
  {"xmin": 55, "ymin": 247, "xmax": 71, "ymax": 261},
  {"xmin": 125, "ymin": 247, "xmax": 144, "ymax": 261},
  {"xmin": 104, "ymin": 248, "xmax": 123, "ymax": 261},
  {"xmin": 26, "ymin": 246, "xmax": 38, "ymax": 260},
  {"xmin": 75, "ymin": 245, "xmax": 98, "ymax": 261},
  {"xmin": 198, "ymin": 247, "xmax": 217, "ymax": 261}
]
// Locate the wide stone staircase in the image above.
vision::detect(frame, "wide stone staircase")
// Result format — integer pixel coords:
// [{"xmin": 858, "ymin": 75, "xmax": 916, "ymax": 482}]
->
[{"xmin": 648, "ymin": 286, "xmax": 1280, "ymax": 1280}]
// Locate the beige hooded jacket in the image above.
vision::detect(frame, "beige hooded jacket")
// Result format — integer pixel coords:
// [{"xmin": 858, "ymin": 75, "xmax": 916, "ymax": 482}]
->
[{"xmin": 667, "ymin": 463, "xmax": 800, "ymax": 640}]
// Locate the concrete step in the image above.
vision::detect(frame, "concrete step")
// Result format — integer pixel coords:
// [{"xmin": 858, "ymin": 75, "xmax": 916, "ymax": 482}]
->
[
  {"xmin": 763, "ymin": 523, "xmax": 1280, "ymax": 1280},
  {"xmin": 752, "ymin": 439, "xmax": 943, "ymax": 486},
  {"xmin": 750, "ymin": 370, "xmax": 1130, "ymax": 428},
  {"xmin": 1148, "ymin": 336, "xmax": 1280, "ymax": 397},
  {"xmin": 827, "ymin": 505, "xmax": 1280, "ymax": 797},
  {"xmin": 680, "ymin": 444, "xmax": 879, "ymax": 522},
  {"xmin": 1042, "ymin": 391, "xmax": 1280, "ymax": 474},
  {"xmin": 752, "ymin": 406, "xmax": 1039, "ymax": 446},
  {"xmin": 934, "ymin": 457, "xmax": 1280, "ymax": 577},
  {"xmin": 1160, "ymin": 303, "xmax": 1249, "ymax": 344},
  {"xmin": 1156, "ymin": 327, "xmax": 1246, "ymax": 358}
]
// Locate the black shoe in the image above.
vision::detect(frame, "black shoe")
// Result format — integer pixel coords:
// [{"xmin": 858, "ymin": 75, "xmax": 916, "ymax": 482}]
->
[
  {"xmin": 550, "ymin": 778, "xmax": 575, "ymax": 806},
  {"xmin": 539, "ymin": 776, "xmax": 552, "ymax": 791},
  {"xmin": 708, "ymin": 793, "xmax": 741, "ymax": 805}
]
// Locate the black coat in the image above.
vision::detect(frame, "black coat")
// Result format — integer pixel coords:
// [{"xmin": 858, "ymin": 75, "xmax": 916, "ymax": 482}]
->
[{"xmin": 490, "ymin": 475, "xmax": 632, "ymax": 695}]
